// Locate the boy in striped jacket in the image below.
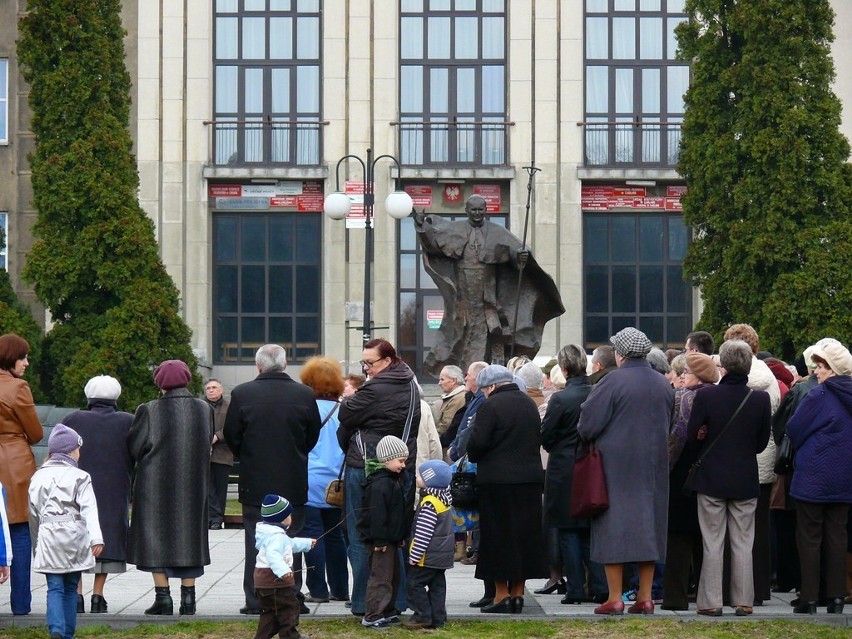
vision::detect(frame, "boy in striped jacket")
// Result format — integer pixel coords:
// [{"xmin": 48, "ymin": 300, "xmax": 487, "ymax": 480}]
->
[{"xmin": 405, "ymin": 460, "xmax": 454, "ymax": 629}]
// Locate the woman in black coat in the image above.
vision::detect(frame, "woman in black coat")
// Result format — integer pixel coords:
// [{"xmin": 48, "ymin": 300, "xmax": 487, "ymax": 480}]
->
[
  {"xmin": 127, "ymin": 360, "xmax": 213, "ymax": 616},
  {"xmin": 468, "ymin": 365, "xmax": 546, "ymax": 614},
  {"xmin": 541, "ymin": 345, "xmax": 606, "ymax": 605},
  {"xmin": 63, "ymin": 375, "xmax": 133, "ymax": 614}
]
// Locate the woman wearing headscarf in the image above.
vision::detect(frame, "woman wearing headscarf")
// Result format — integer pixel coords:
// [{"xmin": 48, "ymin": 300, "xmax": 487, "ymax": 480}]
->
[
  {"xmin": 127, "ymin": 360, "xmax": 213, "ymax": 616},
  {"xmin": 63, "ymin": 375, "xmax": 133, "ymax": 614},
  {"xmin": 661, "ymin": 352, "xmax": 718, "ymax": 611},
  {"xmin": 577, "ymin": 327, "xmax": 674, "ymax": 615},
  {"xmin": 786, "ymin": 338, "xmax": 852, "ymax": 615},
  {"xmin": 0, "ymin": 333, "xmax": 43, "ymax": 615},
  {"xmin": 686, "ymin": 340, "xmax": 771, "ymax": 617},
  {"xmin": 467, "ymin": 364, "xmax": 546, "ymax": 614},
  {"xmin": 541, "ymin": 345, "xmax": 607, "ymax": 605}
]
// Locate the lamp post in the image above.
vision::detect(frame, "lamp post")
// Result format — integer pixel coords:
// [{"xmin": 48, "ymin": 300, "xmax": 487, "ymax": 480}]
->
[{"xmin": 323, "ymin": 148, "xmax": 413, "ymax": 348}]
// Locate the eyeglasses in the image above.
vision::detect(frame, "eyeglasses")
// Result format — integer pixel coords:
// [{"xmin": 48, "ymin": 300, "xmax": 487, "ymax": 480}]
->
[{"xmin": 360, "ymin": 357, "xmax": 387, "ymax": 368}]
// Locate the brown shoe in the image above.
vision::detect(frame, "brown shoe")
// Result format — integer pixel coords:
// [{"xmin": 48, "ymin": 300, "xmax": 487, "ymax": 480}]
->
[{"xmin": 460, "ymin": 553, "xmax": 478, "ymax": 565}]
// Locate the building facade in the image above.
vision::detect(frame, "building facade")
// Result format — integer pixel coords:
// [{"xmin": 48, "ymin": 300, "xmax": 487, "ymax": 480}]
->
[{"xmin": 2, "ymin": 0, "xmax": 852, "ymax": 387}]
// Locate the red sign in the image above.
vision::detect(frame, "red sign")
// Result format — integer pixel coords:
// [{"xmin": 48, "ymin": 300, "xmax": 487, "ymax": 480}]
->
[
  {"xmin": 302, "ymin": 180, "xmax": 322, "ymax": 194},
  {"xmin": 665, "ymin": 197, "xmax": 683, "ymax": 211},
  {"xmin": 297, "ymin": 194, "xmax": 325, "ymax": 212},
  {"xmin": 443, "ymin": 184, "xmax": 462, "ymax": 204},
  {"xmin": 667, "ymin": 185, "xmax": 688, "ymax": 197},
  {"xmin": 209, "ymin": 184, "xmax": 242, "ymax": 198},
  {"xmin": 473, "ymin": 184, "xmax": 501, "ymax": 212},
  {"xmin": 581, "ymin": 184, "xmax": 686, "ymax": 211},
  {"xmin": 270, "ymin": 196, "xmax": 298, "ymax": 208},
  {"xmin": 405, "ymin": 185, "xmax": 433, "ymax": 207}
]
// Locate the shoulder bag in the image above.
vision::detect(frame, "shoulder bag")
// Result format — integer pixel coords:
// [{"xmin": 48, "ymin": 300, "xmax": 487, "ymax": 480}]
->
[
  {"xmin": 682, "ymin": 389, "xmax": 753, "ymax": 496},
  {"xmin": 320, "ymin": 403, "xmax": 347, "ymax": 508},
  {"xmin": 773, "ymin": 432, "xmax": 794, "ymax": 475},
  {"xmin": 570, "ymin": 441, "xmax": 609, "ymax": 518},
  {"xmin": 449, "ymin": 454, "xmax": 478, "ymax": 508}
]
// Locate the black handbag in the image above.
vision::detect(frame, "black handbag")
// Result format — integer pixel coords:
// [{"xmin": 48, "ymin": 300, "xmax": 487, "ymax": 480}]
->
[
  {"xmin": 450, "ymin": 455, "xmax": 478, "ymax": 508},
  {"xmin": 774, "ymin": 433, "xmax": 794, "ymax": 475}
]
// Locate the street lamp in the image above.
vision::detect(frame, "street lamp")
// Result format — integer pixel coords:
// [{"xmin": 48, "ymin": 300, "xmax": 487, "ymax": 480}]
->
[{"xmin": 323, "ymin": 148, "xmax": 413, "ymax": 348}]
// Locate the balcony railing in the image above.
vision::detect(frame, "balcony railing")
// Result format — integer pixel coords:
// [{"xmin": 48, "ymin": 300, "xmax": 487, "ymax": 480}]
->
[
  {"xmin": 392, "ymin": 118, "xmax": 513, "ymax": 167},
  {"xmin": 205, "ymin": 117, "xmax": 327, "ymax": 166},
  {"xmin": 581, "ymin": 120, "xmax": 682, "ymax": 168}
]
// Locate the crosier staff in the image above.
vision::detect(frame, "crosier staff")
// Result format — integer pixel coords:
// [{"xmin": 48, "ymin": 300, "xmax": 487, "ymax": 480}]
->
[{"xmin": 508, "ymin": 163, "xmax": 541, "ymax": 360}]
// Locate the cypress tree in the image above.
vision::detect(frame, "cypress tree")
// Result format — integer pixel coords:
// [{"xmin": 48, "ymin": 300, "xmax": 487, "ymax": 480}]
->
[
  {"xmin": 677, "ymin": 0, "xmax": 852, "ymax": 359},
  {"xmin": 18, "ymin": 0, "xmax": 198, "ymax": 409}
]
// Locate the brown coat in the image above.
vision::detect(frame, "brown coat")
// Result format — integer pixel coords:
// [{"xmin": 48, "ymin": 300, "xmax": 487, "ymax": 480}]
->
[{"xmin": 0, "ymin": 370, "xmax": 44, "ymax": 522}]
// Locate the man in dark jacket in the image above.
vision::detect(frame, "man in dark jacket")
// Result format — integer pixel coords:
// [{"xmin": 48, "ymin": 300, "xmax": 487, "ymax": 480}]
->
[
  {"xmin": 224, "ymin": 344, "xmax": 322, "ymax": 615},
  {"xmin": 204, "ymin": 379, "xmax": 231, "ymax": 530}
]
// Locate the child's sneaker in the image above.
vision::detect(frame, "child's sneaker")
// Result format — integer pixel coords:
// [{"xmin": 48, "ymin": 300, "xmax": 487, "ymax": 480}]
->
[
  {"xmin": 362, "ymin": 618, "xmax": 390, "ymax": 629},
  {"xmin": 621, "ymin": 589, "xmax": 638, "ymax": 603},
  {"xmin": 386, "ymin": 615, "xmax": 401, "ymax": 624}
]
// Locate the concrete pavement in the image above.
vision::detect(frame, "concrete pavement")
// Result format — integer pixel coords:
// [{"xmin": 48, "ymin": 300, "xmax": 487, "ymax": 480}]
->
[{"xmin": 1, "ymin": 526, "xmax": 848, "ymax": 630}]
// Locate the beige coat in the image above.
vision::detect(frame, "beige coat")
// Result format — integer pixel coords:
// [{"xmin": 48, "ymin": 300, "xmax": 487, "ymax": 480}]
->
[{"xmin": 0, "ymin": 370, "xmax": 44, "ymax": 523}]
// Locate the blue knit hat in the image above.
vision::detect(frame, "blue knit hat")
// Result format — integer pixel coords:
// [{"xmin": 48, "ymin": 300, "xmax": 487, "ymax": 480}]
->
[
  {"xmin": 418, "ymin": 460, "xmax": 452, "ymax": 489},
  {"xmin": 261, "ymin": 494, "xmax": 293, "ymax": 524}
]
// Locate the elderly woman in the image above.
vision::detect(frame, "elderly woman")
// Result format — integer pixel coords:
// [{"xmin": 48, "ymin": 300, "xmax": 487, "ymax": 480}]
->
[
  {"xmin": 577, "ymin": 327, "xmax": 673, "ymax": 615},
  {"xmin": 541, "ymin": 345, "xmax": 607, "ymax": 605},
  {"xmin": 0, "ymin": 333, "xmax": 43, "ymax": 615},
  {"xmin": 299, "ymin": 356, "xmax": 350, "ymax": 604},
  {"xmin": 786, "ymin": 338, "xmax": 852, "ymax": 615},
  {"xmin": 127, "ymin": 360, "xmax": 213, "ymax": 616},
  {"xmin": 467, "ymin": 365, "xmax": 546, "ymax": 614},
  {"xmin": 662, "ymin": 352, "xmax": 719, "ymax": 611},
  {"xmin": 686, "ymin": 340, "xmax": 771, "ymax": 617},
  {"xmin": 63, "ymin": 376, "xmax": 133, "ymax": 614},
  {"xmin": 338, "ymin": 338, "xmax": 419, "ymax": 617}
]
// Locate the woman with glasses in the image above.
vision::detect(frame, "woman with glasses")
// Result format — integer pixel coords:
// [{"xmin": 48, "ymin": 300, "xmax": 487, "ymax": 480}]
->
[{"xmin": 338, "ymin": 338, "xmax": 420, "ymax": 618}]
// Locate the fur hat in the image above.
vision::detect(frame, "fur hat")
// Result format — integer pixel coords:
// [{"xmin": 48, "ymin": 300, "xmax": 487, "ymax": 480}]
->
[
  {"xmin": 418, "ymin": 460, "xmax": 452, "ymax": 489},
  {"xmin": 153, "ymin": 359, "xmax": 192, "ymax": 391},
  {"xmin": 685, "ymin": 352, "xmax": 719, "ymax": 384},
  {"xmin": 261, "ymin": 494, "xmax": 293, "ymax": 524},
  {"xmin": 476, "ymin": 364, "xmax": 514, "ymax": 387},
  {"xmin": 84, "ymin": 375, "xmax": 122, "ymax": 400},
  {"xmin": 810, "ymin": 338, "xmax": 852, "ymax": 376},
  {"xmin": 48, "ymin": 423, "xmax": 83, "ymax": 454},
  {"xmin": 610, "ymin": 327, "xmax": 653, "ymax": 359},
  {"xmin": 376, "ymin": 435, "xmax": 409, "ymax": 463}
]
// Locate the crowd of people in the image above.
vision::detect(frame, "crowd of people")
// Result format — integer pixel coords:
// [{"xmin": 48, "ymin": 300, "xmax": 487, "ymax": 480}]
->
[{"xmin": 0, "ymin": 325, "xmax": 851, "ymax": 637}]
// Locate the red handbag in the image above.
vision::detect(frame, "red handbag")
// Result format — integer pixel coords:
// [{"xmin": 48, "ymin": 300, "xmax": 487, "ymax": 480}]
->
[{"xmin": 570, "ymin": 442, "xmax": 609, "ymax": 518}]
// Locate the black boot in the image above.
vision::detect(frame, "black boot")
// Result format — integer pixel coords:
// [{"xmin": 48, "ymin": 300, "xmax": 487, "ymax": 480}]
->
[
  {"xmin": 76, "ymin": 594, "xmax": 84, "ymax": 614},
  {"xmin": 145, "ymin": 586, "xmax": 173, "ymax": 615},
  {"xmin": 179, "ymin": 585, "xmax": 196, "ymax": 615},
  {"xmin": 90, "ymin": 594, "xmax": 108, "ymax": 613},
  {"xmin": 827, "ymin": 598, "xmax": 845, "ymax": 614}
]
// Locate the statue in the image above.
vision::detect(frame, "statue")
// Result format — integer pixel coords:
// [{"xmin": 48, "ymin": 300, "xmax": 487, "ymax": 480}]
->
[{"xmin": 414, "ymin": 194, "xmax": 564, "ymax": 376}]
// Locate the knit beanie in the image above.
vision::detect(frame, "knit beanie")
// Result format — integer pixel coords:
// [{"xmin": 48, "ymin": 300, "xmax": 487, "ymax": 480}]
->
[
  {"xmin": 685, "ymin": 352, "xmax": 719, "ymax": 384},
  {"xmin": 261, "ymin": 494, "xmax": 293, "ymax": 524},
  {"xmin": 49, "ymin": 423, "xmax": 83, "ymax": 454},
  {"xmin": 376, "ymin": 435, "xmax": 409, "ymax": 463},
  {"xmin": 84, "ymin": 375, "xmax": 122, "ymax": 400},
  {"xmin": 418, "ymin": 460, "xmax": 452, "ymax": 489},
  {"xmin": 153, "ymin": 359, "xmax": 192, "ymax": 391}
]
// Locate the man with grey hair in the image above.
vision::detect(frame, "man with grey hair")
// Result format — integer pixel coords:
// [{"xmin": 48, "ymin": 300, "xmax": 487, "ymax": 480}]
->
[
  {"xmin": 589, "ymin": 345, "xmax": 617, "ymax": 385},
  {"xmin": 434, "ymin": 365, "xmax": 467, "ymax": 441},
  {"xmin": 224, "ymin": 344, "xmax": 322, "ymax": 615}
]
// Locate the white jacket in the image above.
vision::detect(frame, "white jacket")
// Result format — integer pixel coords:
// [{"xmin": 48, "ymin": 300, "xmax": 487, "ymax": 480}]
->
[
  {"xmin": 28, "ymin": 459, "xmax": 102, "ymax": 573},
  {"xmin": 748, "ymin": 357, "xmax": 780, "ymax": 485}
]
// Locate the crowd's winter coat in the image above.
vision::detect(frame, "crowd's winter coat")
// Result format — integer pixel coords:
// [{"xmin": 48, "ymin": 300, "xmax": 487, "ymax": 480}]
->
[{"xmin": 0, "ymin": 370, "xmax": 43, "ymax": 524}]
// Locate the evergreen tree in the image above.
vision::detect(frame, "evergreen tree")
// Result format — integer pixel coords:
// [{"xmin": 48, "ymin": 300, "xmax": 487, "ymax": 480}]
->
[
  {"xmin": 0, "ymin": 228, "xmax": 44, "ymax": 401},
  {"xmin": 18, "ymin": 0, "xmax": 198, "ymax": 409},
  {"xmin": 677, "ymin": 0, "xmax": 852, "ymax": 359}
]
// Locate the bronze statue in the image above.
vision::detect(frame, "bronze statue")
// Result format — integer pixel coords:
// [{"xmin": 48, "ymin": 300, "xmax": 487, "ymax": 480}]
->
[{"xmin": 414, "ymin": 195, "xmax": 564, "ymax": 376}]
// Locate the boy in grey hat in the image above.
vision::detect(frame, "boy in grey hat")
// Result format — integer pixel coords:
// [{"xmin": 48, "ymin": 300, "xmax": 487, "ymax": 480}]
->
[{"xmin": 357, "ymin": 435, "xmax": 410, "ymax": 629}]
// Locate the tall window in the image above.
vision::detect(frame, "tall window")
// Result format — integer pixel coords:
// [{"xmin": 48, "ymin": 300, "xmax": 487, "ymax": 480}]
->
[
  {"xmin": 399, "ymin": 0, "xmax": 507, "ymax": 166},
  {"xmin": 584, "ymin": 213, "xmax": 691, "ymax": 348},
  {"xmin": 213, "ymin": 0, "xmax": 321, "ymax": 166},
  {"xmin": 0, "ymin": 59, "xmax": 8, "ymax": 144},
  {"xmin": 213, "ymin": 213, "xmax": 321, "ymax": 363},
  {"xmin": 0, "ymin": 212, "xmax": 7, "ymax": 270},
  {"xmin": 584, "ymin": 0, "xmax": 688, "ymax": 166}
]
